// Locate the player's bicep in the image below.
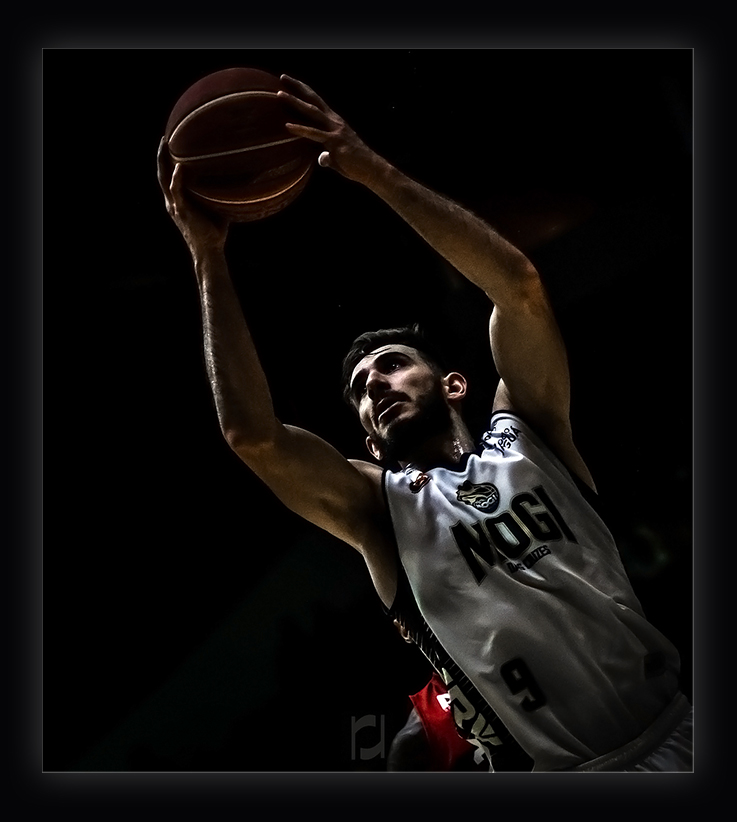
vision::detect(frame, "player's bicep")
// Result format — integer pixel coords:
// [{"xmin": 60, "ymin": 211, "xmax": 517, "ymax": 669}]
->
[{"xmin": 233, "ymin": 423, "xmax": 379, "ymax": 548}]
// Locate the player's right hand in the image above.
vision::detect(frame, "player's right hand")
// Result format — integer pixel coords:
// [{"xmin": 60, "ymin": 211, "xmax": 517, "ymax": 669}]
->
[{"xmin": 278, "ymin": 75, "xmax": 383, "ymax": 187}]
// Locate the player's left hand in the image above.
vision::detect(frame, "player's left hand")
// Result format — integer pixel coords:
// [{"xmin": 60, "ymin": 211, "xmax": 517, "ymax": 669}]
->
[
  {"xmin": 278, "ymin": 75, "xmax": 382, "ymax": 186},
  {"xmin": 157, "ymin": 137, "xmax": 230, "ymax": 258}
]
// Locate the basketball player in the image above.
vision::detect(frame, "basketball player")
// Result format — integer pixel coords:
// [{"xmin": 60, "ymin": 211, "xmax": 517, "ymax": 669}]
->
[{"xmin": 156, "ymin": 75, "xmax": 692, "ymax": 771}]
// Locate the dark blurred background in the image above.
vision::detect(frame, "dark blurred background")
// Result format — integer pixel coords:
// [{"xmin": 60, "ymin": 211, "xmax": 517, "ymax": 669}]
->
[{"xmin": 42, "ymin": 48, "xmax": 692, "ymax": 772}]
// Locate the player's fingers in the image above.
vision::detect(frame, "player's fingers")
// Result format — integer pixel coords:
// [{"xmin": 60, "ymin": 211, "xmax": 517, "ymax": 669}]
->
[
  {"xmin": 170, "ymin": 162, "xmax": 185, "ymax": 197},
  {"xmin": 279, "ymin": 74, "xmax": 328, "ymax": 109},
  {"xmin": 168, "ymin": 162, "xmax": 191, "ymax": 215},
  {"xmin": 278, "ymin": 90, "xmax": 331, "ymax": 131},
  {"xmin": 284, "ymin": 121, "xmax": 331, "ymax": 143},
  {"xmin": 156, "ymin": 137, "xmax": 173, "ymax": 198}
]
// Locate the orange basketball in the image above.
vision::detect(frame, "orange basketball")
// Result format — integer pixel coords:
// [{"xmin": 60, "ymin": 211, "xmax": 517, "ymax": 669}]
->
[{"xmin": 164, "ymin": 67, "xmax": 317, "ymax": 222}]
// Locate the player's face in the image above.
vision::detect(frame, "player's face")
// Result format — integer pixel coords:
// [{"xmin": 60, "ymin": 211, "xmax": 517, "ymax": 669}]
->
[{"xmin": 349, "ymin": 344, "xmax": 451, "ymax": 462}]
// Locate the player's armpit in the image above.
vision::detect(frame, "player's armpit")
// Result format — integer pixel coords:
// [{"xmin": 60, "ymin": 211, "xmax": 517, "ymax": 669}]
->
[{"xmin": 492, "ymin": 380, "xmax": 596, "ymax": 493}]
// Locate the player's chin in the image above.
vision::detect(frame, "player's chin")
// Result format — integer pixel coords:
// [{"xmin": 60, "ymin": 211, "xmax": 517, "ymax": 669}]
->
[{"xmin": 379, "ymin": 406, "xmax": 416, "ymax": 435}]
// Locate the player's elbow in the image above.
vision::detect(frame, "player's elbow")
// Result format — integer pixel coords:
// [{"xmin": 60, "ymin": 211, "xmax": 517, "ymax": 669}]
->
[
  {"xmin": 483, "ymin": 254, "xmax": 544, "ymax": 308},
  {"xmin": 222, "ymin": 422, "xmax": 279, "ymax": 464},
  {"xmin": 510, "ymin": 257, "xmax": 544, "ymax": 299}
]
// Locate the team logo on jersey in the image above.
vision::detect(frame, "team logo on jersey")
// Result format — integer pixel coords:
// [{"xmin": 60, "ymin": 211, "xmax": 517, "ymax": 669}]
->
[{"xmin": 456, "ymin": 480, "xmax": 500, "ymax": 512}]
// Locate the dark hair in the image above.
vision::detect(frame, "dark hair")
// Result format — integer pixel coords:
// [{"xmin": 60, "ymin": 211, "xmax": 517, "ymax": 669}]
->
[{"xmin": 340, "ymin": 323, "xmax": 449, "ymax": 407}]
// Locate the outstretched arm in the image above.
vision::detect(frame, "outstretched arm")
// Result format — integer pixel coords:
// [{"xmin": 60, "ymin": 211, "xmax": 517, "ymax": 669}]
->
[
  {"xmin": 156, "ymin": 140, "xmax": 389, "ymax": 554},
  {"xmin": 280, "ymin": 77, "xmax": 594, "ymax": 489}
]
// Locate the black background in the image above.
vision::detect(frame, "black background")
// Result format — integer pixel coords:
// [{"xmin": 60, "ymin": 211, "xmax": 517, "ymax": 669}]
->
[{"xmin": 40, "ymin": 48, "xmax": 693, "ymax": 773}]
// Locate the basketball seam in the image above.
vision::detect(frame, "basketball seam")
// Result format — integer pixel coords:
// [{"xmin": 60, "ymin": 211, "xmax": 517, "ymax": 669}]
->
[
  {"xmin": 191, "ymin": 163, "xmax": 312, "ymax": 206},
  {"xmin": 169, "ymin": 90, "xmax": 299, "ymax": 162},
  {"xmin": 170, "ymin": 136, "xmax": 301, "ymax": 163}
]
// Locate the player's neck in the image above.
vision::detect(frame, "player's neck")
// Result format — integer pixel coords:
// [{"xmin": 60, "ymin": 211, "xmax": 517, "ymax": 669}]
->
[{"xmin": 398, "ymin": 420, "xmax": 475, "ymax": 472}]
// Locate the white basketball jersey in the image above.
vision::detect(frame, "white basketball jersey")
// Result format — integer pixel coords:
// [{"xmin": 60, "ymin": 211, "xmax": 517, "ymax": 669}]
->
[{"xmin": 383, "ymin": 410, "xmax": 682, "ymax": 771}]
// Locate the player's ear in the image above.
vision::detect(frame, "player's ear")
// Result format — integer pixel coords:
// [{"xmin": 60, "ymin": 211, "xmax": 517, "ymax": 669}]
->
[
  {"xmin": 366, "ymin": 435, "xmax": 383, "ymax": 461},
  {"xmin": 443, "ymin": 372, "xmax": 468, "ymax": 402}
]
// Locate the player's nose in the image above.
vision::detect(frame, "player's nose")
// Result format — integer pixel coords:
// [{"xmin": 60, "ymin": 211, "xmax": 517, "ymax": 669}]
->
[{"xmin": 365, "ymin": 367, "xmax": 390, "ymax": 399}]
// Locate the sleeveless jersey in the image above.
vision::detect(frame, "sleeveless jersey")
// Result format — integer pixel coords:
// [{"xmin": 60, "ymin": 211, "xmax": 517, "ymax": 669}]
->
[{"xmin": 383, "ymin": 410, "xmax": 683, "ymax": 771}]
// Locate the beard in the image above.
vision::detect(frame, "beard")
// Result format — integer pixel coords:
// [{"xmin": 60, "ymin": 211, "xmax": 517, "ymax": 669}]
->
[{"xmin": 374, "ymin": 382, "xmax": 452, "ymax": 464}]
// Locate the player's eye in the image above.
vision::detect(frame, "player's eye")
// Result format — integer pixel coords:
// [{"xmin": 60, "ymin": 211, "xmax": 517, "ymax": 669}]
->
[{"xmin": 354, "ymin": 377, "xmax": 370, "ymax": 400}]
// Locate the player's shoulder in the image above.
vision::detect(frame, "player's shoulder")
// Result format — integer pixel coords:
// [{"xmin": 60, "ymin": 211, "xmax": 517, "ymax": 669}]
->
[{"xmin": 349, "ymin": 458, "xmax": 384, "ymax": 480}]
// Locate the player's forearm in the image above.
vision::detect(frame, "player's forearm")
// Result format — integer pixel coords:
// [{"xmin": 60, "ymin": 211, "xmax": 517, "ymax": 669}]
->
[
  {"xmin": 364, "ymin": 158, "xmax": 538, "ymax": 305},
  {"xmin": 195, "ymin": 250, "xmax": 280, "ymax": 453}
]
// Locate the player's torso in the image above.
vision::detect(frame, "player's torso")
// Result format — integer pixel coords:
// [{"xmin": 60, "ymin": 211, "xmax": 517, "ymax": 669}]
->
[{"xmin": 383, "ymin": 412, "xmax": 681, "ymax": 770}]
